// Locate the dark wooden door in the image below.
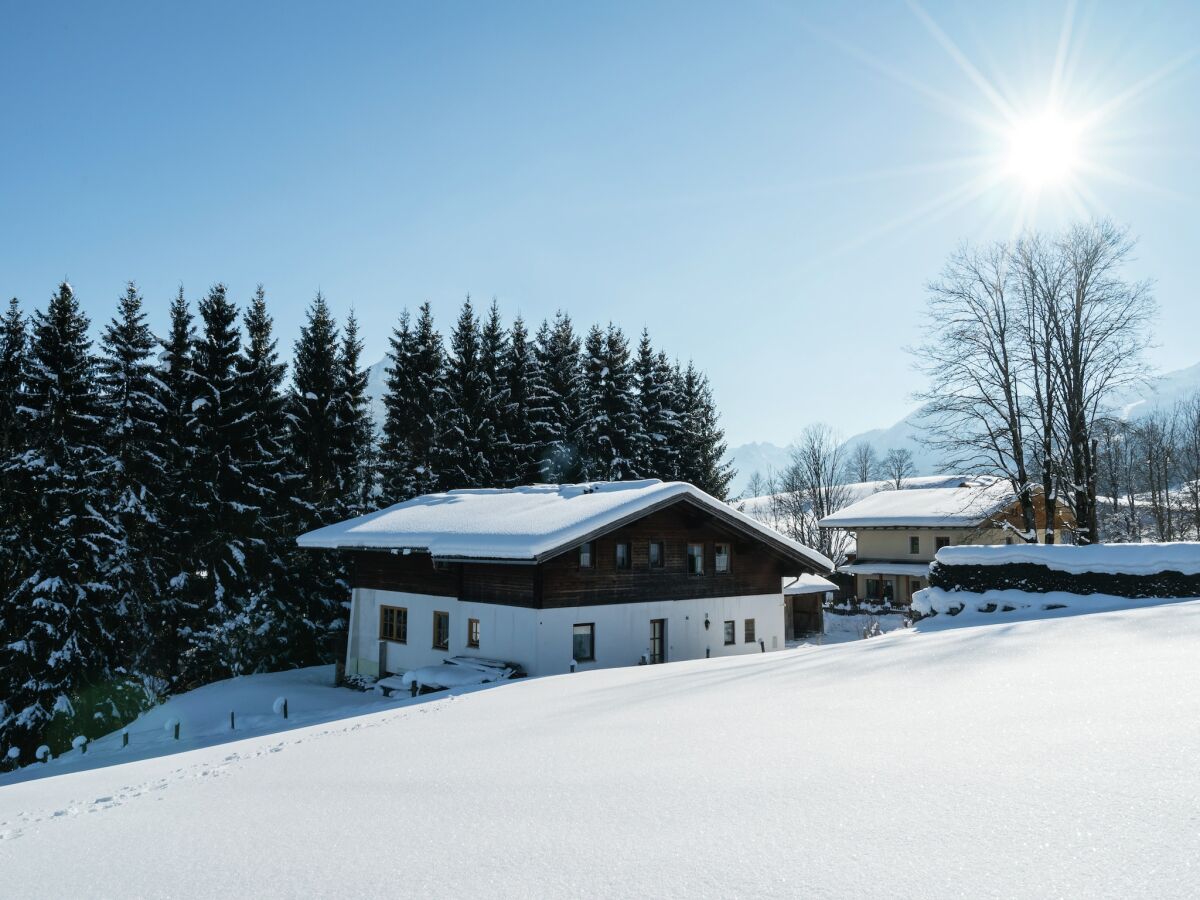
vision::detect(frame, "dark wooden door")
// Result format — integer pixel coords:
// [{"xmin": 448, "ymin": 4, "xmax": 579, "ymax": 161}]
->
[{"xmin": 650, "ymin": 619, "xmax": 667, "ymax": 664}]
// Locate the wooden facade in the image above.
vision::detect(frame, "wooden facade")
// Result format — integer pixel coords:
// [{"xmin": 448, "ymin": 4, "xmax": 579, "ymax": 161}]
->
[{"xmin": 350, "ymin": 500, "xmax": 807, "ymax": 610}]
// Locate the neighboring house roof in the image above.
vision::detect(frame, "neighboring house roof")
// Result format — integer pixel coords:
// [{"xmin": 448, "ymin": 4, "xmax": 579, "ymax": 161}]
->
[
  {"xmin": 782, "ymin": 573, "xmax": 838, "ymax": 595},
  {"xmin": 837, "ymin": 562, "xmax": 931, "ymax": 577},
  {"xmin": 298, "ymin": 479, "xmax": 834, "ymax": 571},
  {"xmin": 736, "ymin": 474, "xmax": 971, "ymax": 522},
  {"xmin": 818, "ymin": 477, "xmax": 1016, "ymax": 529}
]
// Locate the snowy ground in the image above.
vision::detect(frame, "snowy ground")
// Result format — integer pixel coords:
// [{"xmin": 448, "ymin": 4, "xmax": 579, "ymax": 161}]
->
[
  {"xmin": 3, "ymin": 599, "xmax": 1200, "ymax": 898},
  {"xmin": 0, "ymin": 665, "xmax": 460, "ymax": 786}
]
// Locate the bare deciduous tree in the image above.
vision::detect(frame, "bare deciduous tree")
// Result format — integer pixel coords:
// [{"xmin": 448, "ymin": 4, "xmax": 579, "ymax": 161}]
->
[
  {"xmin": 915, "ymin": 220, "xmax": 1156, "ymax": 544},
  {"xmin": 846, "ymin": 442, "xmax": 878, "ymax": 484},
  {"xmin": 743, "ymin": 470, "xmax": 769, "ymax": 501},
  {"xmin": 915, "ymin": 241, "xmax": 1040, "ymax": 540},
  {"xmin": 1048, "ymin": 221, "xmax": 1156, "ymax": 543},
  {"xmin": 880, "ymin": 447, "xmax": 915, "ymax": 490},
  {"xmin": 1178, "ymin": 396, "xmax": 1200, "ymax": 537},
  {"xmin": 769, "ymin": 425, "xmax": 854, "ymax": 565}
]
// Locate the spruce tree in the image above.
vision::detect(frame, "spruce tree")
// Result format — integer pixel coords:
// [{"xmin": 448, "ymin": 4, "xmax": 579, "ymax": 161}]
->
[
  {"xmin": 479, "ymin": 300, "xmax": 511, "ymax": 485},
  {"xmin": 0, "ymin": 283, "xmax": 129, "ymax": 761},
  {"xmin": 534, "ymin": 312, "xmax": 584, "ymax": 482},
  {"xmin": 676, "ymin": 361, "xmax": 735, "ymax": 498},
  {"xmin": 0, "ymin": 298, "xmax": 27, "ymax": 609},
  {"xmin": 286, "ymin": 293, "xmax": 346, "ymax": 666},
  {"xmin": 97, "ymin": 283, "xmax": 168, "ymax": 675},
  {"xmin": 442, "ymin": 297, "xmax": 493, "ymax": 488},
  {"xmin": 380, "ymin": 302, "xmax": 445, "ymax": 501},
  {"xmin": 0, "ymin": 298, "xmax": 25, "ymax": 456},
  {"xmin": 579, "ymin": 323, "xmax": 607, "ymax": 479},
  {"xmin": 184, "ymin": 284, "xmax": 251, "ymax": 683},
  {"xmin": 150, "ymin": 288, "xmax": 198, "ymax": 684},
  {"xmin": 584, "ymin": 323, "xmax": 642, "ymax": 481},
  {"xmin": 335, "ymin": 309, "xmax": 376, "ymax": 516},
  {"xmin": 380, "ymin": 310, "xmax": 416, "ymax": 502},
  {"xmin": 502, "ymin": 315, "xmax": 548, "ymax": 485},
  {"xmin": 236, "ymin": 287, "xmax": 295, "ymax": 671},
  {"xmin": 634, "ymin": 330, "xmax": 681, "ymax": 480}
]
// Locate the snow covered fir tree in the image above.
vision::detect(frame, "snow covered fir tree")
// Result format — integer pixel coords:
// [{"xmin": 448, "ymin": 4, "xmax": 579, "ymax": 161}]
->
[{"xmin": 0, "ymin": 283, "xmax": 734, "ymax": 765}]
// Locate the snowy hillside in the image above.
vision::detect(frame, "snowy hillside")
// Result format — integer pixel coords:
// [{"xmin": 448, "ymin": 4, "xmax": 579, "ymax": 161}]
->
[
  {"xmin": 4, "ymin": 601, "xmax": 1199, "ymax": 898},
  {"xmin": 727, "ymin": 359, "xmax": 1200, "ymax": 493}
]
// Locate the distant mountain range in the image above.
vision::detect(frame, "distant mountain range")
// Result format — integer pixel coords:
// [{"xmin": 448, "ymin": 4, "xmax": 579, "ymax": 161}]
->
[
  {"xmin": 361, "ymin": 356, "xmax": 1200, "ymax": 498},
  {"xmin": 724, "ymin": 360, "xmax": 1200, "ymax": 497}
]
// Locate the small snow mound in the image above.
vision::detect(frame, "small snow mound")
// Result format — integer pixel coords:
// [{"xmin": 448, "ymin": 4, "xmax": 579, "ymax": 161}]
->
[
  {"xmin": 71, "ymin": 735, "xmax": 87, "ymax": 749},
  {"xmin": 5, "ymin": 746, "xmax": 19, "ymax": 760},
  {"xmin": 163, "ymin": 717, "xmax": 180, "ymax": 733},
  {"xmin": 272, "ymin": 697, "xmax": 287, "ymax": 715}
]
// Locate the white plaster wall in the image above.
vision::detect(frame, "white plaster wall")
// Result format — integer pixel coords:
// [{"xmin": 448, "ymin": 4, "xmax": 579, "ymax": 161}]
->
[
  {"xmin": 856, "ymin": 527, "xmax": 1017, "ymax": 561},
  {"xmin": 346, "ymin": 588, "xmax": 786, "ymax": 678},
  {"xmin": 347, "ymin": 588, "xmax": 539, "ymax": 677},
  {"xmin": 532, "ymin": 594, "xmax": 785, "ymax": 675}
]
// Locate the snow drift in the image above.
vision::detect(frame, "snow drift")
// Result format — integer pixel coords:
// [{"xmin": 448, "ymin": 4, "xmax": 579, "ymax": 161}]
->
[{"xmin": 3, "ymin": 601, "xmax": 1199, "ymax": 898}]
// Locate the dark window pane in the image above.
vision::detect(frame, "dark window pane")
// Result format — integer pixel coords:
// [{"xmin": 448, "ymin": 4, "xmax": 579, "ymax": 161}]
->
[
  {"xmin": 649, "ymin": 541, "xmax": 663, "ymax": 569},
  {"xmin": 723, "ymin": 620, "xmax": 735, "ymax": 645},
  {"xmin": 572, "ymin": 623, "xmax": 595, "ymax": 661},
  {"xmin": 616, "ymin": 543, "xmax": 631, "ymax": 570}
]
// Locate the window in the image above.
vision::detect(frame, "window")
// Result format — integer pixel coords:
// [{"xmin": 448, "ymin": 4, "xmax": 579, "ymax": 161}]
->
[
  {"xmin": 380, "ymin": 605, "xmax": 408, "ymax": 643},
  {"xmin": 572, "ymin": 623, "xmax": 595, "ymax": 662},
  {"xmin": 865, "ymin": 578, "xmax": 882, "ymax": 600},
  {"xmin": 744, "ymin": 618, "xmax": 756, "ymax": 643},
  {"xmin": 715, "ymin": 542, "xmax": 731, "ymax": 574},
  {"xmin": 648, "ymin": 541, "xmax": 664, "ymax": 569},
  {"xmin": 579, "ymin": 542, "xmax": 594, "ymax": 569},
  {"xmin": 935, "ymin": 536, "xmax": 951, "ymax": 551},
  {"xmin": 723, "ymin": 620, "xmax": 735, "ymax": 645},
  {"xmin": 467, "ymin": 617, "xmax": 480, "ymax": 648},
  {"xmin": 909, "ymin": 536, "xmax": 920, "ymax": 554},
  {"xmin": 686, "ymin": 542, "xmax": 704, "ymax": 575},
  {"xmin": 433, "ymin": 559, "xmax": 450, "ymax": 572},
  {"xmin": 615, "ymin": 542, "xmax": 631, "ymax": 570},
  {"xmin": 433, "ymin": 611, "xmax": 450, "ymax": 650}
]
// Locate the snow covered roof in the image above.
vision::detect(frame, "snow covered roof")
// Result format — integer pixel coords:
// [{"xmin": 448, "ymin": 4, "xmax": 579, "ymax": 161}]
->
[
  {"xmin": 818, "ymin": 478, "xmax": 1016, "ymax": 529},
  {"xmin": 935, "ymin": 542, "xmax": 1200, "ymax": 576},
  {"xmin": 736, "ymin": 474, "xmax": 971, "ymax": 521},
  {"xmin": 837, "ymin": 562, "xmax": 931, "ymax": 577},
  {"xmin": 782, "ymin": 573, "xmax": 838, "ymax": 595},
  {"xmin": 298, "ymin": 479, "xmax": 834, "ymax": 571}
]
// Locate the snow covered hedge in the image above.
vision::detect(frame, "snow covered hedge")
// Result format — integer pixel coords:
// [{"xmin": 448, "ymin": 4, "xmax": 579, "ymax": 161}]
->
[{"xmin": 928, "ymin": 543, "xmax": 1200, "ymax": 601}]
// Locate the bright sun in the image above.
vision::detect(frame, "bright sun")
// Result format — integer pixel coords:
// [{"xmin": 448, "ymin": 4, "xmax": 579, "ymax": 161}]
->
[{"xmin": 1005, "ymin": 112, "xmax": 1082, "ymax": 188}]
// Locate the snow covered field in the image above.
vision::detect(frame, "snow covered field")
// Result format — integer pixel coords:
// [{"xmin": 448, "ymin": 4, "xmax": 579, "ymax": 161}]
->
[{"xmin": 4, "ymin": 599, "xmax": 1200, "ymax": 898}]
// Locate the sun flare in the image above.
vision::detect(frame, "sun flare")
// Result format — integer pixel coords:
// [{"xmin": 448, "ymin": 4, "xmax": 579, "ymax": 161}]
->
[{"xmin": 1005, "ymin": 112, "xmax": 1082, "ymax": 189}]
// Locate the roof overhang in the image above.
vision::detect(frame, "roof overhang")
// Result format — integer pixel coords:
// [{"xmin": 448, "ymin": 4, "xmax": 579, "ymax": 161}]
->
[{"xmin": 305, "ymin": 491, "xmax": 833, "ymax": 574}]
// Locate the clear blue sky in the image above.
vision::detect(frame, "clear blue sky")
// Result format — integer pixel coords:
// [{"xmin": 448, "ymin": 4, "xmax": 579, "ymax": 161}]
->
[{"xmin": 2, "ymin": 1, "xmax": 1197, "ymax": 445}]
